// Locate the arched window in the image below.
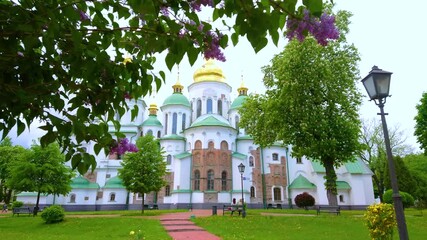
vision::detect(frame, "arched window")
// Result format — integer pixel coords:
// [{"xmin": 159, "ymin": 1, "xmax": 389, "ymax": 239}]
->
[
  {"xmin": 164, "ymin": 113, "xmax": 168, "ymax": 135},
  {"xmin": 195, "ymin": 140, "xmax": 202, "ymax": 149},
  {"xmin": 172, "ymin": 113, "xmax": 177, "ymax": 134},
  {"xmin": 272, "ymin": 153, "xmax": 279, "ymax": 161},
  {"xmin": 197, "ymin": 99, "xmax": 202, "ymax": 117},
  {"xmin": 207, "ymin": 98, "xmax": 213, "ymax": 113},
  {"xmin": 182, "ymin": 113, "xmax": 186, "ymax": 131},
  {"xmin": 207, "ymin": 170, "xmax": 214, "ymax": 190},
  {"xmin": 147, "ymin": 130, "xmax": 153, "ymax": 136},
  {"xmin": 109, "ymin": 193, "xmax": 116, "ymax": 202},
  {"xmin": 70, "ymin": 194, "xmax": 76, "ymax": 203},
  {"xmin": 249, "ymin": 156, "xmax": 254, "ymax": 167},
  {"xmin": 273, "ymin": 187, "xmax": 281, "ymax": 201},
  {"xmin": 235, "ymin": 116, "xmax": 239, "ymax": 132},
  {"xmin": 250, "ymin": 186, "xmax": 255, "ymax": 198},
  {"xmin": 157, "ymin": 131, "xmax": 161, "ymax": 138},
  {"xmin": 220, "ymin": 141, "xmax": 228, "ymax": 150},
  {"xmin": 165, "ymin": 185, "xmax": 171, "ymax": 196},
  {"xmin": 194, "ymin": 170, "xmax": 200, "ymax": 191},
  {"xmin": 208, "ymin": 141, "xmax": 214, "ymax": 149},
  {"xmin": 166, "ymin": 155, "xmax": 172, "ymax": 165},
  {"xmin": 218, "ymin": 99, "xmax": 222, "ymax": 115},
  {"xmin": 221, "ymin": 171, "xmax": 227, "ymax": 191}
]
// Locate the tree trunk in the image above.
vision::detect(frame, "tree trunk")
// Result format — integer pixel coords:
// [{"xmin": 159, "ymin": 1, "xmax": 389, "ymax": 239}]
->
[
  {"xmin": 372, "ymin": 174, "xmax": 384, "ymax": 202},
  {"xmin": 141, "ymin": 194, "xmax": 145, "ymax": 214},
  {"xmin": 34, "ymin": 191, "xmax": 41, "ymax": 216},
  {"xmin": 323, "ymin": 160, "xmax": 338, "ymax": 206}
]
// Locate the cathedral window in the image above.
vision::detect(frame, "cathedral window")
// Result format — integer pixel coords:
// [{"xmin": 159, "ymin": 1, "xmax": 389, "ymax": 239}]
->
[
  {"xmin": 249, "ymin": 156, "xmax": 254, "ymax": 167},
  {"xmin": 165, "ymin": 185, "xmax": 171, "ymax": 196},
  {"xmin": 69, "ymin": 194, "xmax": 76, "ymax": 203},
  {"xmin": 296, "ymin": 157, "xmax": 302, "ymax": 164},
  {"xmin": 164, "ymin": 114, "xmax": 168, "ymax": 134},
  {"xmin": 194, "ymin": 170, "xmax": 200, "ymax": 191},
  {"xmin": 147, "ymin": 130, "xmax": 153, "ymax": 136},
  {"xmin": 207, "ymin": 98, "xmax": 213, "ymax": 113},
  {"xmin": 218, "ymin": 100, "xmax": 222, "ymax": 115},
  {"xmin": 172, "ymin": 113, "xmax": 177, "ymax": 134},
  {"xmin": 221, "ymin": 171, "xmax": 227, "ymax": 191},
  {"xmin": 157, "ymin": 131, "xmax": 161, "ymax": 138},
  {"xmin": 273, "ymin": 187, "xmax": 281, "ymax": 201},
  {"xmin": 197, "ymin": 99, "xmax": 202, "ymax": 117},
  {"xmin": 166, "ymin": 155, "xmax": 172, "ymax": 165},
  {"xmin": 182, "ymin": 113, "xmax": 186, "ymax": 131},
  {"xmin": 272, "ymin": 153, "xmax": 279, "ymax": 161},
  {"xmin": 208, "ymin": 141, "xmax": 214, "ymax": 149},
  {"xmin": 109, "ymin": 193, "xmax": 116, "ymax": 202},
  {"xmin": 195, "ymin": 140, "xmax": 202, "ymax": 149},
  {"xmin": 235, "ymin": 116, "xmax": 239, "ymax": 132},
  {"xmin": 250, "ymin": 186, "xmax": 255, "ymax": 198},
  {"xmin": 207, "ymin": 170, "xmax": 214, "ymax": 190},
  {"xmin": 220, "ymin": 141, "xmax": 228, "ymax": 150},
  {"xmin": 339, "ymin": 195, "xmax": 344, "ymax": 202}
]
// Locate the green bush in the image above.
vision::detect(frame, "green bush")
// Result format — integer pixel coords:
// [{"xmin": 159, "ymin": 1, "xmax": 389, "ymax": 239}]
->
[
  {"xmin": 383, "ymin": 190, "xmax": 414, "ymax": 208},
  {"xmin": 41, "ymin": 205, "xmax": 65, "ymax": 224},
  {"xmin": 294, "ymin": 192, "xmax": 315, "ymax": 209},
  {"xmin": 12, "ymin": 201, "xmax": 23, "ymax": 209}
]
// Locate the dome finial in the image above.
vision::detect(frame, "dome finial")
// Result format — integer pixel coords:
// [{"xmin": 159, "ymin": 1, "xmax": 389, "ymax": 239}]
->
[
  {"xmin": 237, "ymin": 71, "xmax": 248, "ymax": 96},
  {"xmin": 172, "ymin": 65, "xmax": 184, "ymax": 93}
]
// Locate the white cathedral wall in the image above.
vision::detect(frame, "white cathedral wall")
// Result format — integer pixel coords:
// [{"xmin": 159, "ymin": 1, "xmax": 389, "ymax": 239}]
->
[
  {"xmin": 161, "ymin": 105, "xmax": 191, "ymax": 135},
  {"xmin": 100, "ymin": 189, "xmax": 127, "ymax": 204},
  {"xmin": 185, "ymin": 127, "xmax": 236, "ymax": 150}
]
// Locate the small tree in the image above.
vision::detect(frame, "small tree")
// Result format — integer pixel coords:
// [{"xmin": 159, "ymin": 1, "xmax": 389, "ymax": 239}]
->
[
  {"xmin": 118, "ymin": 135, "xmax": 167, "ymax": 214},
  {"xmin": 6, "ymin": 142, "xmax": 73, "ymax": 215},
  {"xmin": 383, "ymin": 189, "xmax": 414, "ymax": 208},
  {"xmin": 294, "ymin": 192, "xmax": 315, "ymax": 210}
]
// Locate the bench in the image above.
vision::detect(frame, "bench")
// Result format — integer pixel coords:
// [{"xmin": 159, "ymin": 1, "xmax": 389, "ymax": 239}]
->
[
  {"xmin": 267, "ymin": 203, "xmax": 283, "ymax": 209},
  {"xmin": 316, "ymin": 206, "xmax": 340, "ymax": 215},
  {"xmin": 12, "ymin": 207, "xmax": 32, "ymax": 216},
  {"xmin": 143, "ymin": 204, "xmax": 159, "ymax": 210},
  {"xmin": 223, "ymin": 205, "xmax": 242, "ymax": 216}
]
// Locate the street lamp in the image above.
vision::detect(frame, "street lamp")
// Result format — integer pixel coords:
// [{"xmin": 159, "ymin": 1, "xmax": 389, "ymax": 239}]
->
[
  {"xmin": 238, "ymin": 163, "xmax": 246, "ymax": 218},
  {"xmin": 362, "ymin": 66, "xmax": 409, "ymax": 240}
]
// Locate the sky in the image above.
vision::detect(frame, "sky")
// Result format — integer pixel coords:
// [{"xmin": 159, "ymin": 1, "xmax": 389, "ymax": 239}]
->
[{"xmin": 8, "ymin": 0, "xmax": 427, "ymax": 152}]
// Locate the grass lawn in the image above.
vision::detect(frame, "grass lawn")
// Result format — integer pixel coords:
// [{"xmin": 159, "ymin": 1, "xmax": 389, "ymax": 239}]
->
[
  {"xmin": 0, "ymin": 208, "xmax": 425, "ymax": 239},
  {"xmin": 194, "ymin": 208, "xmax": 427, "ymax": 240}
]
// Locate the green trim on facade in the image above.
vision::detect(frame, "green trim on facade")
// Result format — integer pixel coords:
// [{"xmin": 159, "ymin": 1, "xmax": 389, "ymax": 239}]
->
[
  {"xmin": 289, "ymin": 175, "xmax": 316, "ymax": 189},
  {"xmin": 336, "ymin": 181, "xmax": 351, "ymax": 190},
  {"xmin": 236, "ymin": 135, "xmax": 253, "ymax": 140},
  {"xmin": 311, "ymin": 161, "xmax": 326, "ymax": 173},
  {"xmin": 162, "ymin": 93, "xmax": 191, "ymax": 107},
  {"xmin": 71, "ymin": 176, "xmax": 100, "ymax": 189},
  {"xmin": 230, "ymin": 95, "xmax": 247, "ymax": 110},
  {"xmin": 172, "ymin": 189, "xmax": 192, "ymax": 193},
  {"xmin": 174, "ymin": 152, "xmax": 192, "ymax": 159},
  {"xmin": 189, "ymin": 115, "xmax": 233, "ymax": 129},
  {"xmin": 108, "ymin": 130, "xmax": 138, "ymax": 134},
  {"xmin": 231, "ymin": 190, "xmax": 250, "ymax": 194},
  {"xmin": 161, "ymin": 134, "xmax": 186, "ymax": 141},
  {"xmin": 232, "ymin": 152, "xmax": 247, "ymax": 160},
  {"xmin": 16, "ymin": 192, "xmax": 47, "ymax": 197},
  {"xmin": 104, "ymin": 176, "xmax": 126, "ymax": 189},
  {"xmin": 141, "ymin": 115, "xmax": 162, "ymax": 127}
]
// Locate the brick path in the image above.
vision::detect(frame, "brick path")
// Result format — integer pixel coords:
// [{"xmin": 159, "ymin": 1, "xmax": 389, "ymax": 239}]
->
[{"xmin": 159, "ymin": 210, "xmax": 221, "ymax": 240}]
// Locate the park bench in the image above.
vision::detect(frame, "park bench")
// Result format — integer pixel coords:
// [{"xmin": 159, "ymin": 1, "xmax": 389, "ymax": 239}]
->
[
  {"xmin": 12, "ymin": 207, "xmax": 32, "ymax": 216},
  {"xmin": 267, "ymin": 203, "xmax": 283, "ymax": 209},
  {"xmin": 316, "ymin": 205, "xmax": 341, "ymax": 215},
  {"xmin": 222, "ymin": 205, "xmax": 242, "ymax": 216},
  {"xmin": 143, "ymin": 204, "xmax": 159, "ymax": 210}
]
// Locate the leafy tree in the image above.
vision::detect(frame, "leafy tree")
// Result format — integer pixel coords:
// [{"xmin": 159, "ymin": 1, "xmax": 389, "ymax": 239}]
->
[
  {"xmin": 383, "ymin": 156, "xmax": 417, "ymax": 197},
  {"xmin": 359, "ymin": 118, "xmax": 415, "ymax": 201},
  {"xmin": 6, "ymin": 143, "xmax": 73, "ymax": 215},
  {"xmin": 239, "ymin": 10, "xmax": 361, "ymax": 206},
  {"xmin": 0, "ymin": 0, "xmax": 336, "ymax": 174},
  {"xmin": 0, "ymin": 137, "xmax": 30, "ymax": 204},
  {"xmin": 403, "ymin": 153, "xmax": 427, "ymax": 204},
  {"xmin": 118, "ymin": 135, "xmax": 167, "ymax": 214},
  {"xmin": 415, "ymin": 92, "xmax": 427, "ymax": 155},
  {"xmin": 383, "ymin": 189, "xmax": 414, "ymax": 208}
]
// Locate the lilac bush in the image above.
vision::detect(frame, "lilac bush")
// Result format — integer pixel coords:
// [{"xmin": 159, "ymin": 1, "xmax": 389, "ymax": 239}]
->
[{"xmin": 110, "ymin": 138, "xmax": 138, "ymax": 155}]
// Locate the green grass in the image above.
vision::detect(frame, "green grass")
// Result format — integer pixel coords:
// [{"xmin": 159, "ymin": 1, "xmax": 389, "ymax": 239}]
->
[{"xmin": 194, "ymin": 208, "xmax": 427, "ymax": 240}]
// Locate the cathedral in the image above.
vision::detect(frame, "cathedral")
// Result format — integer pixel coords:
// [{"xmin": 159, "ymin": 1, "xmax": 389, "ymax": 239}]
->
[{"xmin": 17, "ymin": 59, "xmax": 375, "ymax": 210}]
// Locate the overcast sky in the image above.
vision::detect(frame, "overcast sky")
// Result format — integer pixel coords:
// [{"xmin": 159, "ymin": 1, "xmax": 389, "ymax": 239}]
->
[{"xmin": 8, "ymin": 0, "xmax": 426, "ymax": 152}]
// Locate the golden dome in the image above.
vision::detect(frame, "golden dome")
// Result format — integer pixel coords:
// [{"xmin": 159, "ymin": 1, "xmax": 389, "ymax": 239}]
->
[
  {"xmin": 193, "ymin": 59, "xmax": 225, "ymax": 82},
  {"xmin": 148, "ymin": 103, "xmax": 158, "ymax": 115},
  {"xmin": 237, "ymin": 75, "xmax": 248, "ymax": 96}
]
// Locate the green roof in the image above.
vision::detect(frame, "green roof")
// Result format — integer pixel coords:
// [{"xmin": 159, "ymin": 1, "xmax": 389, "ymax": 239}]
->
[
  {"xmin": 336, "ymin": 181, "xmax": 351, "ymax": 190},
  {"xmin": 230, "ymin": 95, "xmax": 247, "ymax": 110},
  {"xmin": 311, "ymin": 161, "xmax": 326, "ymax": 173},
  {"xmin": 311, "ymin": 158, "xmax": 371, "ymax": 174},
  {"xmin": 71, "ymin": 176, "xmax": 100, "ymax": 189},
  {"xmin": 162, "ymin": 93, "xmax": 190, "ymax": 107},
  {"xmin": 289, "ymin": 175, "xmax": 316, "ymax": 189},
  {"xmin": 142, "ymin": 115, "xmax": 162, "ymax": 127},
  {"xmin": 232, "ymin": 152, "xmax": 247, "ymax": 160},
  {"xmin": 104, "ymin": 176, "xmax": 126, "ymax": 189},
  {"xmin": 236, "ymin": 135, "xmax": 253, "ymax": 140},
  {"xmin": 161, "ymin": 134, "xmax": 186, "ymax": 141},
  {"xmin": 174, "ymin": 152, "xmax": 192, "ymax": 159},
  {"xmin": 16, "ymin": 192, "xmax": 47, "ymax": 197},
  {"xmin": 189, "ymin": 114, "xmax": 232, "ymax": 129}
]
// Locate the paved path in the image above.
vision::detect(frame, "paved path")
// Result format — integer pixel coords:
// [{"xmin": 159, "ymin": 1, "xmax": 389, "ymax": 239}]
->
[{"xmin": 159, "ymin": 210, "xmax": 221, "ymax": 240}]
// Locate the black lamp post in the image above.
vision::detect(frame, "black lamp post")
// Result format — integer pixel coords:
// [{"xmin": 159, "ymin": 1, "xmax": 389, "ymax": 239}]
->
[
  {"xmin": 238, "ymin": 163, "xmax": 246, "ymax": 218},
  {"xmin": 361, "ymin": 66, "xmax": 409, "ymax": 240}
]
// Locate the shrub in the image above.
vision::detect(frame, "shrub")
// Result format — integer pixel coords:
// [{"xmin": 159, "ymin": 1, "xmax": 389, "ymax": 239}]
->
[
  {"xmin": 12, "ymin": 201, "xmax": 23, "ymax": 209},
  {"xmin": 364, "ymin": 203, "xmax": 396, "ymax": 240},
  {"xmin": 383, "ymin": 190, "xmax": 414, "ymax": 208},
  {"xmin": 41, "ymin": 205, "xmax": 65, "ymax": 224},
  {"xmin": 294, "ymin": 192, "xmax": 315, "ymax": 209}
]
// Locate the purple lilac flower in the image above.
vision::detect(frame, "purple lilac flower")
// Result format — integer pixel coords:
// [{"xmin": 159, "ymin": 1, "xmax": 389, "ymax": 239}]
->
[
  {"xmin": 160, "ymin": 6, "xmax": 169, "ymax": 17},
  {"xmin": 203, "ymin": 31, "xmax": 226, "ymax": 62},
  {"xmin": 78, "ymin": 10, "xmax": 90, "ymax": 21},
  {"xmin": 110, "ymin": 138, "xmax": 138, "ymax": 155},
  {"xmin": 190, "ymin": 0, "xmax": 214, "ymax": 12},
  {"xmin": 286, "ymin": 10, "xmax": 339, "ymax": 46},
  {"xmin": 198, "ymin": 23, "xmax": 204, "ymax": 31}
]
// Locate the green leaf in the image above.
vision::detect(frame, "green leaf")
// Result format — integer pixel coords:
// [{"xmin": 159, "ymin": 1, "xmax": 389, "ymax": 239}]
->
[
  {"xmin": 231, "ymin": 32, "xmax": 239, "ymax": 46},
  {"xmin": 165, "ymin": 53, "xmax": 176, "ymax": 71},
  {"xmin": 17, "ymin": 119, "xmax": 25, "ymax": 136},
  {"xmin": 303, "ymin": 0, "xmax": 323, "ymax": 16},
  {"xmin": 187, "ymin": 47, "xmax": 199, "ymax": 66}
]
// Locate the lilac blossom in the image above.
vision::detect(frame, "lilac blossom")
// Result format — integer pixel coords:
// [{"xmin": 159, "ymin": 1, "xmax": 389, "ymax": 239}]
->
[
  {"xmin": 160, "ymin": 6, "xmax": 169, "ymax": 17},
  {"xmin": 286, "ymin": 10, "xmax": 339, "ymax": 46},
  {"xmin": 203, "ymin": 31, "xmax": 226, "ymax": 62},
  {"xmin": 110, "ymin": 138, "xmax": 138, "ymax": 155},
  {"xmin": 78, "ymin": 9, "xmax": 90, "ymax": 21},
  {"xmin": 189, "ymin": 0, "xmax": 214, "ymax": 12}
]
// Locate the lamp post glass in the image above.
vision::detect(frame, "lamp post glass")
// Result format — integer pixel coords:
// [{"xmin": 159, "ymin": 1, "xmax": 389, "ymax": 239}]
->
[
  {"xmin": 238, "ymin": 163, "xmax": 246, "ymax": 218},
  {"xmin": 362, "ymin": 66, "xmax": 409, "ymax": 240}
]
